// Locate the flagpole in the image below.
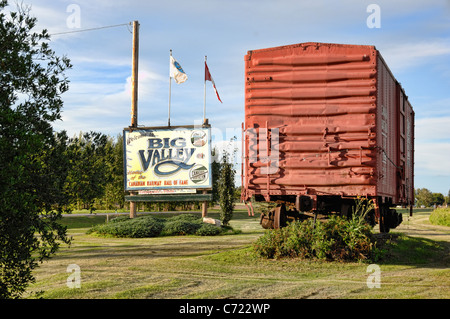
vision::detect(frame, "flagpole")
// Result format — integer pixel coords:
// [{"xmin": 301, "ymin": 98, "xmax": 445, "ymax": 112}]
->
[
  {"xmin": 168, "ymin": 49, "xmax": 172, "ymax": 127},
  {"xmin": 203, "ymin": 55, "xmax": 207, "ymax": 123}
]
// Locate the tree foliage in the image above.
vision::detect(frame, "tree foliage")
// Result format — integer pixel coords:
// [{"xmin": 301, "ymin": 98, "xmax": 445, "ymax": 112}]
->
[
  {"xmin": 415, "ymin": 188, "xmax": 445, "ymax": 207},
  {"xmin": 65, "ymin": 132, "xmax": 111, "ymax": 212},
  {"xmin": 102, "ymin": 134, "xmax": 125, "ymax": 209},
  {"xmin": 431, "ymin": 193, "xmax": 445, "ymax": 207},
  {"xmin": 217, "ymin": 138, "xmax": 237, "ymax": 226},
  {"xmin": 0, "ymin": 1, "xmax": 72, "ymax": 298},
  {"xmin": 415, "ymin": 188, "xmax": 433, "ymax": 207}
]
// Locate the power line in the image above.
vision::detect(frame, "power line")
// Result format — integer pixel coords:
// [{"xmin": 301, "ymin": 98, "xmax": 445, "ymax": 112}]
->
[{"xmin": 50, "ymin": 22, "xmax": 132, "ymax": 36}]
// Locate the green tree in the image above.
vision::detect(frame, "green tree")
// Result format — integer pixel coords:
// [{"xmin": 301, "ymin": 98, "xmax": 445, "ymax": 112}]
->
[
  {"xmin": 211, "ymin": 146, "xmax": 221, "ymax": 205},
  {"xmin": 446, "ymin": 190, "xmax": 450, "ymax": 206},
  {"xmin": 100, "ymin": 134, "xmax": 125, "ymax": 210},
  {"xmin": 35, "ymin": 131, "xmax": 72, "ymax": 212},
  {"xmin": 431, "ymin": 193, "xmax": 445, "ymax": 207},
  {"xmin": 415, "ymin": 188, "xmax": 433, "ymax": 207},
  {"xmin": 0, "ymin": 1, "xmax": 72, "ymax": 298},
  {"xmin": 65, "ymin": 131, "xmax": 110, "ymax": 212},
  {"xmin": 218, "ymin": 138, "xmax": 237, "ymax": 226}
]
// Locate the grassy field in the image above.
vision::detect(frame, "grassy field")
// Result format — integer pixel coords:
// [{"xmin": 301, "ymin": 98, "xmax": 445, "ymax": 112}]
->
[{"xmin": 25, "ymin": 208, "xmax": 449, "ymax": 299}]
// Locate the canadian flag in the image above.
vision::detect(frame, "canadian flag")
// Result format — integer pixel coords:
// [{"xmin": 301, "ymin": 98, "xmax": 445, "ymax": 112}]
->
[{"xmin": 205, "ymin": 61, "xmax": 222, "ymax": 103}]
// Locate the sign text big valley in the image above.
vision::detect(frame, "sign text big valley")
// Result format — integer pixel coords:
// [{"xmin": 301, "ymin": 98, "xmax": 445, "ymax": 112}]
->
[{"xmin": 123, "ymin": 127, "xmax": 212, "ymax": 192}]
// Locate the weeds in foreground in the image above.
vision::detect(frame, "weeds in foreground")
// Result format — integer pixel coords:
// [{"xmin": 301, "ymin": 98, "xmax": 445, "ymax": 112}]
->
[
  {"xmin": 253, "ymin": 198, "xmax": 383, "ymax": 262},
  {"xmin": 253, "ymin": 217, "xmax": 382, "ymax": 262}
]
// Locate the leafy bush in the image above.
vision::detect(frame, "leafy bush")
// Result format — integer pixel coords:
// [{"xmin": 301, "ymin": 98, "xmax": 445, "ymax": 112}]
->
[
  {"xmin": 253, "ymin": 216, "xmax": 381, "ymax": 262},
  {"xmin": 88, "ymin": 215, "xmax": 164, "ymax": 238},
  {"xmin": 195, "ymin": 223, "xmax": 222, "ymax": 236},
  {"xmin": 89, "ymin": 214, "xmax": 226, "ymax": 238},
  {"xmin": 430, "ymin": 208, "xmax": 450, "ymax": 227},
  {"xmin": 166, "ymin": 214, "xmax": 201, "ymax": 223},
  {"xmin": 251, "ymin": 225, "xmax": 290, "ymax": 259},
  {"xmin": 162, "ymin": 220, "xmax": 202, "ymax": 236},
  {"xmin": 109, "ymin": 216, "xmax": 130, "ymax": 223}
]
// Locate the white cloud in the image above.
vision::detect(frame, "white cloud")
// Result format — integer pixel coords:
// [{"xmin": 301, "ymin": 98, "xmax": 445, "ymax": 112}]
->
[
  {"xmin": 415, "ymin": 141, "xmax": 450, "ymax": 175},
  {"xmin": 414, "ymin": 98, "xmax": 450, "ymax": 118},
  {"xmin": 55, "ymin": 65, "xmax": 166, "ymax": 136},
  {"xmin": 380, "ymin": 39, "xmax": 450, "ymax": 72},
  {"xmin": 414, "ymin": 115, "xmax": 450, "ymax": 192},
  {"xmin": 30, "ymin": 4, "xmax": 66, "ymax": 30},
  {"xmin": 416, "ymin": 116, "xmax": 450, "ymax": 141}
]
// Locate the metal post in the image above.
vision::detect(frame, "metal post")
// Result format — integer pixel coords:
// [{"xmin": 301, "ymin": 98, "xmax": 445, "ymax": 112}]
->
[
  {"xmin": 168, "ymin": 50, "xmax": 172, "ymax": 127},
  {"xmin": 203, "ymin": 55, "xmax": 207, "ymax": 123},
  {"xmin": 202, "ymin": 58, "xmax": 208, "ymax": 217},
  {"xmin": 130, "ymin": 20, "xmax": 139, "ymax": 219}
]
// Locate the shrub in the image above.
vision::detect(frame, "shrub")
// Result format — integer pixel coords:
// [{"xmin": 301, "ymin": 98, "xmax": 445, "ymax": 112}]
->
[
  {"xmin": 253, "ymin": 216, "xmax": 381, "ymax": 262},
  {"xmin": 430, "ymin": 208, "xmax": 450, "ymax": 227},
  {"xmin": 195, "ymin": 223, "xmax": 222, "ymax": 236},
  {"xmin": 88, "ymin": 215, "xmax": 163, "ymax": 238},
  {"xmin": 128, "ymin": 217, "xmax": 165, "ymax": 238},
  {"xmin": 162, "ymin": 220, "xmax": 202, "ymax": 236},
  {"xmin": 167, "ymin": 214, "xmax": 201, "ymax": 223},
  {"xmin": 88, "ymin": 214, "xmax": 226, "ymax": 238},
  {"xmin": 252, "ymin": 227, "xmax": 289, "ymax": 259},
  {"xmin": 109, "ymin": 216, "xmax": 130, "ymax": 223}
]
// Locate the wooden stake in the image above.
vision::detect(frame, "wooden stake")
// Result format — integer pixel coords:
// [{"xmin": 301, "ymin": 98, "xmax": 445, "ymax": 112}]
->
[{"xmin": 202, "ymin": 190, "xmax": 208, "ymax": 218}]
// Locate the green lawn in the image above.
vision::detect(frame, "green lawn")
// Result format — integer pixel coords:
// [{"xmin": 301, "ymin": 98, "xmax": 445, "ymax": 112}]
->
[{"xmin": 26, "ymin": 209, "xmax": 449, "ymax": 299}]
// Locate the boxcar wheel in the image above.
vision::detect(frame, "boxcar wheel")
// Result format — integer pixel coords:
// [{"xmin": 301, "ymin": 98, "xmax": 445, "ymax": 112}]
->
[
  {"xmin": 379, "ymin": 205, "xmax": 390, "ymax": 233},
  {"xmin": 260, "ymin": 212, "xmax": 273, "ymax": 229},
  {"xmin": 274, "ymin": 204, "xmax": 287, "ymax": 229}
]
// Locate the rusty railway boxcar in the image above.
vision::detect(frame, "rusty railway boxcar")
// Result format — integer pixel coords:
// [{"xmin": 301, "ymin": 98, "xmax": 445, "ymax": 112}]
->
[{"xmin": 241, "ymin": 42, "xmax": 414, "ymax": 233}]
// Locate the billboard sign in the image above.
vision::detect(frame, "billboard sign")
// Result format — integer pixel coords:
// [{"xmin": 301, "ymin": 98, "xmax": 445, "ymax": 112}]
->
[{"xmin": 123, "ymin": 126, "xmax": 212, "ymax": 192}]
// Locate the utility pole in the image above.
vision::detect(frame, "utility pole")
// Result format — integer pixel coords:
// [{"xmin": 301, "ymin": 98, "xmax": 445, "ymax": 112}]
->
[
  {"xmin": 131, "ymin": 20, "xmax": 139, "ymax": 128},
  {"xmin": 129, "ymin": 20, "xmax": 139, "ymax": 218}
]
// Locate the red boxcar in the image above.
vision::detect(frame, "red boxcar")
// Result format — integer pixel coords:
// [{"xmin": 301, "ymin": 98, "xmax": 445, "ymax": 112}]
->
[{"xmin": 241, "ymin": 42, "xmax": 414, "ymax": 232}]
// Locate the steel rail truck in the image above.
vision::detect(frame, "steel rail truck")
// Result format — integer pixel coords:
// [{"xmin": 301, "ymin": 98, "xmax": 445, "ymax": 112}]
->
[{"xmin": 241, "ymin": 42, "xmax": 414, "ymax": 233}]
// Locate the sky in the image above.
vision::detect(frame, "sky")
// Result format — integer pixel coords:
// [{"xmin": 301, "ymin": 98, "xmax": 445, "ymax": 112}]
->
[{"xmin": 5, "ymin": 0, "xmax": 450, "ymax": 194}]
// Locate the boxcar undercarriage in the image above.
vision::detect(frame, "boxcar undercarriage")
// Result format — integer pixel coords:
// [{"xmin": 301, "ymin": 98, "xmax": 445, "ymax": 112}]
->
[{"xmin": 253, "ymin": 195, "xmax": 406, "ymax": 233}]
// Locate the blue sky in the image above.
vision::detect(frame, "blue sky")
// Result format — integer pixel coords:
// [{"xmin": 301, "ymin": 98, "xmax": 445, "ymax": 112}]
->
[{"xmin": 9, "ymin": 0, "xmax": 450, "ymax": 194}]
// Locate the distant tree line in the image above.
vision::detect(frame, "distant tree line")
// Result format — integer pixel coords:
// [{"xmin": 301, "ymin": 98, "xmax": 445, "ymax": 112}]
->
[
  {"xmin": 47, "ymin": 131, "xmax": 238, "ymax": 213},
  {"xmin": 415, "ymin": 188, "xmax": 449, "ymax": 208},
  {"xmin": 35, "ymin": 131, "xmax": 125, "ymax": 213}
]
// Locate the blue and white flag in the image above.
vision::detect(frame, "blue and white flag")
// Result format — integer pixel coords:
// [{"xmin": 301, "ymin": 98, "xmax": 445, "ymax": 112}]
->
[{"xmin": 170, "ymin": 55, "xmax": 188, "ymax": 84}]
